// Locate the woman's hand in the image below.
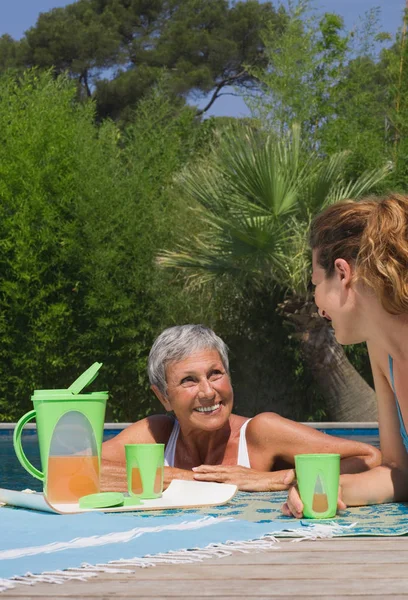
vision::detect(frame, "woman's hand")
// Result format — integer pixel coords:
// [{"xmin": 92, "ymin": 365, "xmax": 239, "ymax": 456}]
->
[
  {"xmin": 192, "ymin": 465, "xmax": 295, "ymax": 492},
  {"xmin": 282, "ymin": 482, "xmax": 347, "ymax": 518},
  {"xmin": 163, "ymin": 466, "xmax": 195, "ymax": 489}
]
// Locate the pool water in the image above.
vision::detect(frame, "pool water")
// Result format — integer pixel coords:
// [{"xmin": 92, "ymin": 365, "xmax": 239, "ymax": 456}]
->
[
  {"xmin": 316, "ymin": 428, "xmax": 380, "ymax": 449},
  {"xmin": 0, "ymin": 429, "xmax": 118, "ymax": 491},
  {"xmin": 0, "ymin": 427, "xmax": 380, "ymax": 491}
]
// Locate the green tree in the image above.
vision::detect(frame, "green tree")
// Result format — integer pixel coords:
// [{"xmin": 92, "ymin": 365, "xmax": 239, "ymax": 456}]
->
[
  {"xmin": 73, "ymin": 88, "xmax": 211, "ymax": 421},
  {"xmin": 158, "ymin": 124, "xmax": 391, "ymax": 421},
  {"xmin": 246, "ymin": 1, "xmax": 349, "ymax": 139},
  {"xmin": 0, "ymin": 35, "xmax": 23, "ymax": 71},
  {"xmin": 246, "ymin": 0, "xmax": 391, "ymax": 175},
  {"xmin": 317, "ymin": 9, "xmax": 392, "ymax": 178},
  {"xmin": 21, "ymin": 1, "xmax": 121, "ymax": 99},
  {"xmin": 1, "ymin": 0, "xmax": 282, "ymax": 122},
  {"xmin": 378, "ymin": 6, "xmax": 408, "ymax": 190},
  {"xmin": 0, "ymin": 70, "xmax": 92, "ymax": 419},
  {"xmin": 0, "ymin": 70, "xmax": 208, "ymax": 421}
]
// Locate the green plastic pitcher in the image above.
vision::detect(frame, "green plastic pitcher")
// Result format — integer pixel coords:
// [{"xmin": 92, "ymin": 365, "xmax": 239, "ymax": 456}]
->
[{"xmin": 13, "ymin": 363, "xmax": 108, "ymax": 504}]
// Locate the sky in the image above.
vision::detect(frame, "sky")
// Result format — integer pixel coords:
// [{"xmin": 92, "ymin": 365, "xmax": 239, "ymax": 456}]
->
[{"xmin": 0, "ymin": 0, "xmax": 405, "ymax": 117}]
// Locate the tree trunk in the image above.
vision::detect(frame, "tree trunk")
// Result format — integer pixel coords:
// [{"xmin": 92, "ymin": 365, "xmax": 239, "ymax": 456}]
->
[
  {"xmin": 279, "ymin": 297, "xmax": 378, "ymax": 422},
  {"xmin": 79, "ymin": 70, "xmax": 92, "ymax": 99}
]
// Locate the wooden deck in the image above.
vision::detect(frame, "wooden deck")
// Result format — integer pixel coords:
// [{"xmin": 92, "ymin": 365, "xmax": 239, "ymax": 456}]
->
[{"xmin": 3, "ymin": 537, "xmax": 408, "ymax": 599}]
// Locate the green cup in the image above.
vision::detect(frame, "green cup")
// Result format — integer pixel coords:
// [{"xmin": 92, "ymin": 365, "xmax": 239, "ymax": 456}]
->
[
  {"xmin": 125, "ymin": 443, "xmax": 164, "ymax": 499},
  {"xmin": 294, "ymin": 453, "xmax": 340, "ymax": 519}
]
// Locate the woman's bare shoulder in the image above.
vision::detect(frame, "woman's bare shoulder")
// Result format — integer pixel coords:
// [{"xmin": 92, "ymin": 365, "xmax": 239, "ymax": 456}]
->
[
  {"xmin": 245, "ymin": 412, "xmax": 288, "ymax": 442},
  {"xmin": 109, "ymin": 414, "xmax": 174, "ymax": 445},
  {"xmin": 246, "ymin": 411, "xmax": 318, "ymax": 445},
  {"xmin": 363, "ymin": 342, "xmax": 400, "ymax": 415},
  {"xmin": 247, "ymin": 411, "xmax": 284, "ymax": 428},
  {"xmin": 366, "ymin": 340, "xmax": 391, "ymax": 382}
]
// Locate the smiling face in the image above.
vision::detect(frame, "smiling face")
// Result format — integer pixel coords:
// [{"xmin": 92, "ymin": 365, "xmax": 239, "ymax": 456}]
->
[
  {"xmin": 312, "ymin": 250, "xmax": 366, "ymax": 345},
  {"xmin": 151, "ymin": 349, "xmax": 234, "ymax": 432}
]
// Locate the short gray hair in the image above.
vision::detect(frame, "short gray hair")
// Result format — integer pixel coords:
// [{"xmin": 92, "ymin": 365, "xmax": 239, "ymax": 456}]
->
[{"xmin": 148, "ymin": 324, "xmax": 229, "ymax": 397}]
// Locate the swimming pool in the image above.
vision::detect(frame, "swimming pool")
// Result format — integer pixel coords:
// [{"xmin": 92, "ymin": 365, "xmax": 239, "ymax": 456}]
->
[
  {"xmin": 0, "ymin": 426, "xmax": 121, "ymax": 491},
  {"xmin": 0, "ymin": 424, "xmax": 380, "ymax": 491}
]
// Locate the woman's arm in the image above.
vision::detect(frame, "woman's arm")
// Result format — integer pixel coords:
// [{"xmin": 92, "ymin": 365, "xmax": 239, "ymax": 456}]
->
[
  {"xmin": 193, "ymin": 412, "xmax": 380, "ymax": 492},
  {"xmin": 284, "ymin": 343, "xmax": 408, "ymax": 516},
  {"xmin": 246, "ymin": 412, "xmax": 381, "ymax": 473},
  {"xmin": 340, "ymin": 343, "xmax": 408, "ymax": 505},
  {"xmin": 340, "ymin": 465, "xmax": 408, "ymax": 505},
  {"xmin": 101, "ymin": 416, "xmax": 168, "ymax": 462},
  {"xmin": 192, "ymin": 464, "xmax": 295, "ymax": 491},
  {"xmin": 100, "ymin": 417, "xmax": 159, "ymax": 491},
  {"xmin": 100, "ymin": 416, "xmax": 194, "ymax": 492}
]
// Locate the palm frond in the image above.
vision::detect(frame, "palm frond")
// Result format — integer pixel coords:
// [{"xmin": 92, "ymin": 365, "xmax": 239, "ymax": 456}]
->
[
  {"xmin": 158, "ymin": 209, "xmax": 291, "ymax": 289},
  {"xmin": 326, "ymin": 162, "xmax": 393, "ymax": 206},
  {"xmin": 299, "ymin": 151, "xmax": 350, "ymax": 218},
  {"xmin": 159, "ymin": 123, "xmax": 391, "ymax": 299}
]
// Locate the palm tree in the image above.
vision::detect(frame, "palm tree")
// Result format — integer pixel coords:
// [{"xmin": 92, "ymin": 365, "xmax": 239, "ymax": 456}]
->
[{"xmin": 158, "ymin": 124, "xmax": 391, "ymax": 421}]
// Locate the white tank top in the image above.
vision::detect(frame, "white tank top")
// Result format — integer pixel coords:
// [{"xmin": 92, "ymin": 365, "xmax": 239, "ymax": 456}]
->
[{"xmin": 164, "ymin": 418, "xmax": 251, "ymax": 468}]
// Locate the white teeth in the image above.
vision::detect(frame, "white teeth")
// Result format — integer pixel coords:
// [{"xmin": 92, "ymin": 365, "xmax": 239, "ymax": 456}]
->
[{"xmin": 195, "ymin": 403, "xmax": 220, "ymax": 413}]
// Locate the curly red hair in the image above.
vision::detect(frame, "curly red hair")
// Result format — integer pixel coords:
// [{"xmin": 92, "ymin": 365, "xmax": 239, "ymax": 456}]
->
[{"xmin": 310, "ymin": 194, "xmax": 408, "ymax": 315}]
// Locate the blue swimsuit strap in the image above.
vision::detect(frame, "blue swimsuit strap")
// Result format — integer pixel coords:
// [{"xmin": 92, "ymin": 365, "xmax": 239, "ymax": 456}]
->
[{"xmin": 389, "ymin": 355, "xmax": 408, "ymax": 450}]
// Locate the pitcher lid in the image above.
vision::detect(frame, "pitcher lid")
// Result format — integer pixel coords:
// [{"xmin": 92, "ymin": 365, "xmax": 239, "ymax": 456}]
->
[
  {"xmin": 68, "ymin": 362, "xmax": 103, "ymax": 395},
  {"xmin": 79, "ymin": 492, "xmax": 125, "ymax": 509}
]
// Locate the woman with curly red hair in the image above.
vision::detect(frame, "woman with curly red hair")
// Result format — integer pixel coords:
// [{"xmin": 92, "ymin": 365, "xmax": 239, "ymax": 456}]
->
[{"xmin": 284, "ymin": 193, "xmax": 408, "ymax": 516}]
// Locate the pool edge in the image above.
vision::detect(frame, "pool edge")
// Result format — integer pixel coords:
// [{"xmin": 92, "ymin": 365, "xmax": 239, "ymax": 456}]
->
[{"xmin": 0, "ymin": 421, "xmax": 379, "ymax": 430}]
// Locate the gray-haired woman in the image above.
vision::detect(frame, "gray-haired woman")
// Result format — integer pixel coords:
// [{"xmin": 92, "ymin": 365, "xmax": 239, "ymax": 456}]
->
[{"xmin": 101, "ymin": 324, "xmax": 380, "ymax": 492}]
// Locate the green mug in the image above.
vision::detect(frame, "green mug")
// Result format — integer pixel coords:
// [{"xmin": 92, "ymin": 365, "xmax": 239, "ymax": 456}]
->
[
  {"xmin": 294, "ymin": 453, "xmax": 340, "ymax": 519},
  {"xmin": 13, "ymin": 363, "xmax": 108, "ymax": 504},
  {"xmin": 125, "ymin": 443, "xmax": 164, "ymax": 499}
]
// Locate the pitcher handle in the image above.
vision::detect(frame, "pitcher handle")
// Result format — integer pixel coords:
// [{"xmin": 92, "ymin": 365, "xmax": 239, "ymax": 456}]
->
[{"xmin": 13, "ymin": 410, "xmax": 44, "ymax": 481}]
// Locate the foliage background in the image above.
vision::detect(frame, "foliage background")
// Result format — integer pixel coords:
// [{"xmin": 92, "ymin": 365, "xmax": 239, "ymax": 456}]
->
[{"xmin": 0, "ymin": 0, "xmax": 406, "ymax": 422}]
